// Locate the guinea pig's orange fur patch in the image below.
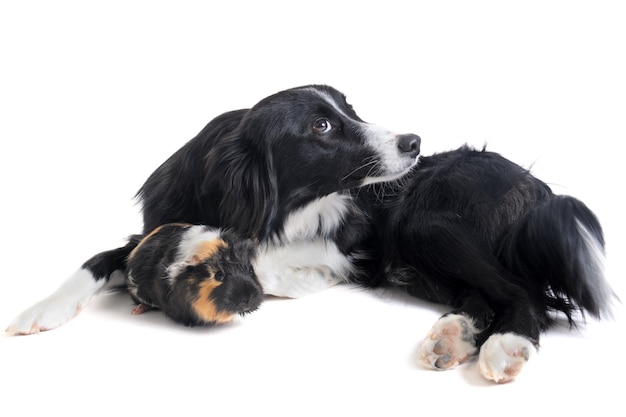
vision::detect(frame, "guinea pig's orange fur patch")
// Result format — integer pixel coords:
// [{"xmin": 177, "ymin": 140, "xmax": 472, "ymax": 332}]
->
[
  {"xmin": 128, "ymin": 222, "xmax": 192, "ymax": 260},
  {"xmin": 191, "ymin": 239, "xmax": 228, "ymax": 265},
  {"xmin": 192, "ymin": 276, "xmax": 233, "ymax": 324}
]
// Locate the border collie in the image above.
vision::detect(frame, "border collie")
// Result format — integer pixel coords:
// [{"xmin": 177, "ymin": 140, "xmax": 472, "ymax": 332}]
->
[
  {"xmin": 372, "ymin": 145, "xmax": 615, "ymax": 382},
  {"xmin": 7, "ymin": 84, "xmax": 420, "ymax": 333}
]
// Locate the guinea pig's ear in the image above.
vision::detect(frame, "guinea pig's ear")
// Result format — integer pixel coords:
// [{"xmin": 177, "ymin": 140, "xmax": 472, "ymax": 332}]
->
[
  {"xmin": 170, "ymin": 252, "xmax": 206, "ymax": 272},
  {"xmin": 187, "ymin": 254, "xmax": 205, "ymax": 266},
  {"xmin": 183, "ymin": 239, "xmax": 228, "ymax": 268},
  {"xmin": 233, "ymin": 238, "xmax": 256, "ymax": 262},
  {"xmin": 165, "ymin": 258, "xmax": 199, "ymax": 280}
]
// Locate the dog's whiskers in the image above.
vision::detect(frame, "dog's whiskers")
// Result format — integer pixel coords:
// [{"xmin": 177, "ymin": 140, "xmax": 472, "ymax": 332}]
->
[{"xmin": 341, "ymin": 157, "xmax": 378, "ymax": 183}]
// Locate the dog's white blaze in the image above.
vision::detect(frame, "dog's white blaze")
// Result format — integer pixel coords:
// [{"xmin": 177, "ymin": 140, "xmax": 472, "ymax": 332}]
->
[
  {"xmin": 6, "ymin": 268, "xmax": 107, "ymax": 335},
  {"xmin": 307, "ymin": 88, "xmax": 351, "ymax": 120},
  {"xmin": 165, "ymin": 226, "xmax": 222, "ymax": 284}
]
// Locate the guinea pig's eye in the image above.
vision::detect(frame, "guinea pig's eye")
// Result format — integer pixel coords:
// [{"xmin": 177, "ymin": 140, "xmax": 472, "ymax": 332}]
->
[
  {"xmin": 313, "ymin": 118, "xmax": 333, "ymax": 134},
  {"xmin": 214, "ymin": 271, "xmax": 225, "ymax": 282}
]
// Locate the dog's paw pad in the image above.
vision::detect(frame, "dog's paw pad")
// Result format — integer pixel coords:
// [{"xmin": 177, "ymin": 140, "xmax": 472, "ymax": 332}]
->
[
  {"xmin": 418, "ymin": 314, "xmax": 479, "ymax": 370},
  {"xmin": 478, "ymin": 333, "xmax": 535, "ymax": 383}
]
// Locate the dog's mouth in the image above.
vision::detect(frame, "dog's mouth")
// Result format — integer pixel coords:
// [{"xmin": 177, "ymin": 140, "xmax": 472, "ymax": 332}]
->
[
  {"xmin": 343, "ymin": 130, "xmax": 420, "ymax": 187},
  {"xmin": 343, "ymin": 151, "xmax": 419, "ymax": 187},
  {"xmin": 358, "ymin": 156, "xmax": 418, "ymax": 186}
]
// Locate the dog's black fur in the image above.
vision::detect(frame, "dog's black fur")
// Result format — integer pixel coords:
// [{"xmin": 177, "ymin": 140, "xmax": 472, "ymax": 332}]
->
[
  {"xmin": 390, "ymin": 145, "xmax": 612, "ymax": 325},
  {"xmin": 366, "ymin": 144, "xmax": 614, "ymax": 380}
]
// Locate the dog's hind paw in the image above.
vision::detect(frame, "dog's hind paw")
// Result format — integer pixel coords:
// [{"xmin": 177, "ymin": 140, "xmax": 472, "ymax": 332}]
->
[
  {"xmin": 418, "ymin": 314, "xmax": 479, "ymax": 370},
  {"xmin": 478, "ymin": 333, "xmax": 535, "ymax": 383}
]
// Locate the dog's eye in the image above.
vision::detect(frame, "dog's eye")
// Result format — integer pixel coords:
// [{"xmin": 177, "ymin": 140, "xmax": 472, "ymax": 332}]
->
[
  {"xmin": 214, "ymin": 271, "xmax": 225, "ymax": 282},
  {"xmin": 313, "ymin": 118, "xmax": 333, "ymax": 134}
]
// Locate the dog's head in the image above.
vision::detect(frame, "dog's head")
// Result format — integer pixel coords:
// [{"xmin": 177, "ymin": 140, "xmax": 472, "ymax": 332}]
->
[
  {"xmin": 204, "ymin": 85, "xmax": 420, "ymax": 237},
  {"xmin": 245, "ymin": 84, "xmax": 419, "ymax": 188}
]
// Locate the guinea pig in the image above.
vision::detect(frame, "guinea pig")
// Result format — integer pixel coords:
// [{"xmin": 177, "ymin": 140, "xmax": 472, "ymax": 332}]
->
[{"xmin": 126, "ymin": 223, "xmax": 263, "ymax": 327}]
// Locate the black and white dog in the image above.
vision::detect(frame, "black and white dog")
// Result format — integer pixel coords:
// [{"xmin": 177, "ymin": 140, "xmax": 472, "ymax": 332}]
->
[
  {"xmin": 7, "ymin": 85, "xmax": 614, "ymax": 383},
  {"xmin": 7, "ymin": 84, "xmax": 420, "ymax": 330}
]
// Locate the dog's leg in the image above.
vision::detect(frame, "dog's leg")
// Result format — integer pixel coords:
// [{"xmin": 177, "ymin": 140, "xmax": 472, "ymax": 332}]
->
[
  {"xmin": 392, "ymin": 217, "xmax": 542, "ymax": 382},
  {"xmin": 6, "ymin": 244, "xmax": 133, "ymax": 335},
  {"xmin": 258, "ymin": 265, "xmax": 343, "ymax": 298},
  {"xmin": 418, "ymin": 293, "xmax": 537, "ymax": 382},
  {"xmin": 252, "ymin": 239, "xmax": 352, "ymax": 298},
  {"xmin": 6, "ymin": 269, "xmax": 124, "ymax": 335},
  {"xmin": 418, "ymin": 303, "xmax": 538, "ymax": 382},
  {"xmin": 473, "ymin": 299, "xmax": 540, "ymax": 383}
]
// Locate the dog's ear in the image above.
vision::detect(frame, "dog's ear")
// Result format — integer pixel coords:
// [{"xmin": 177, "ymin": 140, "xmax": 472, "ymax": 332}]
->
[{"xmin": 202, "ymin": 129, "xmax": 278, "ymax": 240}]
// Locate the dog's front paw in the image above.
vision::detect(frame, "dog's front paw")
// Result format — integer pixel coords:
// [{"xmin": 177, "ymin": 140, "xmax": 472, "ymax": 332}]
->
[
  {"xmin": 478, "ymin": 333, "xmax": 535, "ymax": 383},
  {"xmin": 6, "ymin": 269, "xmax": 107, "ymax": 336},
  {"xmin": 258, "ymin": 265, "xmax": 342, "ymax": 298},
  {"xmin": 6, "ymin": 295, "xmax": 83, "ymax": 335},
  {"xmin": 418, "ymin": 314, "xmax": 479, "ymax": 370}
]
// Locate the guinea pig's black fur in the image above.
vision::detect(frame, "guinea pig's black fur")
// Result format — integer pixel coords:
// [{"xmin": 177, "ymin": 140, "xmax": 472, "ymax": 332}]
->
[{"xmin": 126, "ymin": 223, "xmax": 263, "ymax": 327}]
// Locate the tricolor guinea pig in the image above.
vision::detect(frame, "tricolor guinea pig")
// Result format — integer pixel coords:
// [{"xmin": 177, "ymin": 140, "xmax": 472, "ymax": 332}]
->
[{"xmin": 126, "ymin": 223, "xmax": 263, "ymax": 327}]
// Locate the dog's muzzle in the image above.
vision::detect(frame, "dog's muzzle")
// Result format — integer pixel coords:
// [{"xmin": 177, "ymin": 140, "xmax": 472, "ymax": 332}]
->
[{"xmin": 397, "ymin": 133, "xmax": 421, "ymax": 159}]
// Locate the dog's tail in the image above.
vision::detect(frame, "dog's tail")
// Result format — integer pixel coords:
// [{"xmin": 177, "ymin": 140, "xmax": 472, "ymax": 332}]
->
[
  {"xmin": 6, "ymin": 238, "xmax": 140, "ymax": 335},
  {"xmin": 498, "ymin": 195, "xmax": 616, "ymax": 325}
]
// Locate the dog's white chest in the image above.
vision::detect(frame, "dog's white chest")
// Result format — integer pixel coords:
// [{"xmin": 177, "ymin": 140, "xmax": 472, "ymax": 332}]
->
[
  {"xmin": 252, "ymin": 193, "xmax": 356, "ymax": 298},
  {"xmin": 281, "ymin": 192, "xmax": 352, "ymax": 241}
]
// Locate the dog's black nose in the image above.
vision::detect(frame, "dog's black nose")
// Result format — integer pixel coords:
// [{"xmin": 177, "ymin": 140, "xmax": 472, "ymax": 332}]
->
[{"xmin": 397, "ymin": 134, "xmax": 421, "ymax": 158}]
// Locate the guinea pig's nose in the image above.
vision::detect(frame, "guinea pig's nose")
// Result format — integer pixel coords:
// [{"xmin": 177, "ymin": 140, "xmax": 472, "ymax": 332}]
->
[
  {"xmin": 397, "ymin": 133, "xmax": 421, "ymax": 158},
  {"xmin": 237, "ymin": 290, "xmax": 263, "ymax": 312}
]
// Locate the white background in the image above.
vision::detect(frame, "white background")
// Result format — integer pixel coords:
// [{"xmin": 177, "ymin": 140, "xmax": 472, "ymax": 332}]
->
[{"xmin": 1, "ymin": 1, "xmax": 624, "ymax": 415}]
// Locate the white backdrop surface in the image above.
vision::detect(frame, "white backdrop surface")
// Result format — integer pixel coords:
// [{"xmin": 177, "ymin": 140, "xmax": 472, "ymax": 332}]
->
[{"xmin": 1, "ymin": 1, "xmax": 624, "ymax": 415}]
